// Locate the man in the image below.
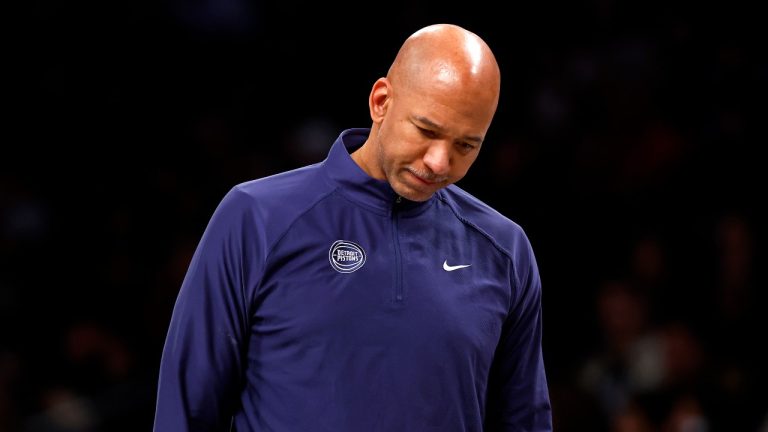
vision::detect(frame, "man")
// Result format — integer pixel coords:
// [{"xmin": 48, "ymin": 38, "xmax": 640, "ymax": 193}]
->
[{"xmin": 154, "ymin": 23, "xmax": 552, "ymax": 431}]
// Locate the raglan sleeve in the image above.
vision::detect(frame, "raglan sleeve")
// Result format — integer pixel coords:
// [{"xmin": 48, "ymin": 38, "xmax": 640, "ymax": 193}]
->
[
  {"xmin": 484, "ymin": 228, "xmax": 553, "ymax": 431},
  {"xmin": 154, "ymin": 186, "xmax": 263, "ymax": 431}
]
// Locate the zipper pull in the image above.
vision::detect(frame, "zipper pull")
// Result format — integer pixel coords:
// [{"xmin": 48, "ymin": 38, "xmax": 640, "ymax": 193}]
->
[{"xmin": 395, "ymin": 196, "xmax": 402, "ymax": 204}]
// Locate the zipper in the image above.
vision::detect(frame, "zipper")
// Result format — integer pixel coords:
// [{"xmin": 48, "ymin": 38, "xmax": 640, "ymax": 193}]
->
[{"xmin": 392, "ymin": 195, "xmax": 403, "ymax": 302}]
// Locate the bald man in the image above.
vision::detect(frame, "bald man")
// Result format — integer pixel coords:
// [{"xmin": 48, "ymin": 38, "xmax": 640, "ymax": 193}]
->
[{"xmin": 154, "ymin": 24, "xmax": 552, "ymax": 431}]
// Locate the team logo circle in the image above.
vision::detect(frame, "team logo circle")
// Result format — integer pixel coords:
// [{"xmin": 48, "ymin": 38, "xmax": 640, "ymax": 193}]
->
[{"xmin": 329, "ymin": 240, "xmax": 366, "ymax": 273}]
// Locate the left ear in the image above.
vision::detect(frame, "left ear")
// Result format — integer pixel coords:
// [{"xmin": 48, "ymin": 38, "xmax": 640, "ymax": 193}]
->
[{"xmin": 368, "ymin": 77, "xmax": 392, "ymax": 123}]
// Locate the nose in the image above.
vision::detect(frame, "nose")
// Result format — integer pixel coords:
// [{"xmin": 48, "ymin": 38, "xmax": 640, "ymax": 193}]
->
[{"xmin": 422, "ymin": 142, "xmax": 450, "ymax": 177}]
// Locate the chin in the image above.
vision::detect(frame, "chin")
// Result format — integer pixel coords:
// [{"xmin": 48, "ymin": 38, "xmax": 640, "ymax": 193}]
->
[{"xmin": 391, "ymin": 173, "xmax": 443, "ymax": 202}]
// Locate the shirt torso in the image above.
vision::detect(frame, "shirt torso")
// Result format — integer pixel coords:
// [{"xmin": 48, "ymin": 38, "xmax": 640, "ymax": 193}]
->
[{"xmin": 230, "ymin": 129, "xmax": 518, "ymax": 431}]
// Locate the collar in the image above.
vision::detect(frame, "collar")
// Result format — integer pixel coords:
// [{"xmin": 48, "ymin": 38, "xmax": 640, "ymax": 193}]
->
[{"xmin": 323, "ymin": 128, "xmax": 437, "ymax": 215}]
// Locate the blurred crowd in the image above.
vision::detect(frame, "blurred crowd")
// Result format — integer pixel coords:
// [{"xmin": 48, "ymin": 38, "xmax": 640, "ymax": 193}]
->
[{"xmin": 3, "ymin": 1, "xmax": 766, "ymax": 431}]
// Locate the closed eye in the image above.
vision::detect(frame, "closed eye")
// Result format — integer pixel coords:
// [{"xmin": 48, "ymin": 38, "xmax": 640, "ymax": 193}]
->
[
  {"xmin": 456, "ymin": 141, "xmax": 477, "ymax": 153},
  {"xmin": 417, "ymin": 126, "xmax": 439, "ymax": 139}
]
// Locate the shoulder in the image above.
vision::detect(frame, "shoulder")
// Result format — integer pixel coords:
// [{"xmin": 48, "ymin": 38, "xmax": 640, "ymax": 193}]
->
[
  {"xmin": 439, "ymin": 184, "xmax": 541, "ymax": 294},
  {"xmin": 209, "ymin": 162, "xmax": 336, "ymax": 245},
  {"xmin": 233, "ymin": 162, "xmax": 327, "ymax": 201},
  {"xmin": 226, "ymin": 162, "xmax": 334, "ymax": 213},
  {"xmin": 438, "ymin": 184, "xmax": 535, "ymax": 261}
]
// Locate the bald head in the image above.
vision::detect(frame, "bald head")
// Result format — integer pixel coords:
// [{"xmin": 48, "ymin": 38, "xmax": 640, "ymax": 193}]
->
[
  {"xmin": 352, "ymin": 24, "xmax": 501, "ymax": 201},
  {"xmin": 388, "ymin": 24, "xmax": 500, "ymax": 107}
]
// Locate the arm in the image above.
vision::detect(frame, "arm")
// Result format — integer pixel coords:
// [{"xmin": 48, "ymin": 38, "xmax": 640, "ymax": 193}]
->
[
  {"xmin": 485, "ymin": 232, "xmax": 552, "ymax": 431},
  {"xmin": 154, "ymin": 187, "xmax": 261, "ymax": 431}
]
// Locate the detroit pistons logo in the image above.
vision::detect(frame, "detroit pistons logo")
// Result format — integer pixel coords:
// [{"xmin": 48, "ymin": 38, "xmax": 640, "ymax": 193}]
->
[{"xmin": 329, "ymin": 240, "xmax": 366, "ymax": 273}]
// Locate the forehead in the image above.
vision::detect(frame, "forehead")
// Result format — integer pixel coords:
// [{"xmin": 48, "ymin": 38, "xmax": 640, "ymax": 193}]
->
[{"xmin": 399, "ymin": 81, "xmax": 496, "ymax": 136}]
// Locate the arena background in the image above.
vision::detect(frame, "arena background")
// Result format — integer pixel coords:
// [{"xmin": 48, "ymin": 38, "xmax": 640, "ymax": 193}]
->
[{"xmin": 3, "ymin": 1, "xmax": 766, "ymax": 430}]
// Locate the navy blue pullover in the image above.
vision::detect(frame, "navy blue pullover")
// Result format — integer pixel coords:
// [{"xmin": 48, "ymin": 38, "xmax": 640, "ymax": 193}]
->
[{"xmin": 154, "ymin": 128, "xmax": 552, "ymax": 431}]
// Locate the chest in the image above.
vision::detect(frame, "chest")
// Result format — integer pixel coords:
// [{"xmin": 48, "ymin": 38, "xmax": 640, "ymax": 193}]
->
[{"xmin": 252, "ymin": 202, "xmax": 512, "ymax": 353}]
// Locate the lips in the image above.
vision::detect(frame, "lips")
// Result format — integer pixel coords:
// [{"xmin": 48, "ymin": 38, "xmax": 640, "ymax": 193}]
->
[
  {"xmin": 405, "ymin": 168, "xmax": 446, "ymax": 186},
  {"xmin": 410, "ymin": 171, "xmax": 437, "ymax": 185}
]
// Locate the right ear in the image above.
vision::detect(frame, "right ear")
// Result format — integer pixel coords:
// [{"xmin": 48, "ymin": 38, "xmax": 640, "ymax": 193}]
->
[{"xmin": 369, "ymin": 78, "xmax": 391, "ymax": 123}]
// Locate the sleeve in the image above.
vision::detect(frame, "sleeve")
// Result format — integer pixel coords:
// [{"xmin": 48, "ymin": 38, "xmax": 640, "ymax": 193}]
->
[
  {"xmin": 154, "ymin": 187, "xmax": 263, "ymax": 432},
  {"xmin": 484, "ymin": 230, "xmax": 553, "ymax": 431}
]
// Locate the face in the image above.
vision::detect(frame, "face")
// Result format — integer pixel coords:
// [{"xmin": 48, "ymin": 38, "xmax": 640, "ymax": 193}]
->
[{"xmin": 370, "ymin": 77, "xmax": 497, "ymax": 202}]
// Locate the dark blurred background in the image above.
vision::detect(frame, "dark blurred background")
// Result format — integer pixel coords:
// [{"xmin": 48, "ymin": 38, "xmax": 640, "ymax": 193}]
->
[{"xmin": 3, "ymin": 1, "xmax": 766, "ymax": 431}]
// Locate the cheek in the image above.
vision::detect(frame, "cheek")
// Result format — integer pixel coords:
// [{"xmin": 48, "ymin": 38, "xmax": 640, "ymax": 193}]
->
[
  {"xmin": 378, "ymin": 119, "xmax": 430, "ymax": 167},
  {"xmin": 452, "ymin": 156, "xmax": 478, "ymax": 178},
  {"xmin": 375, "ymin": 131, "xmax": 398, "ymax": 173},
  {"xmin": 378, "ymin": 133, "xmax": 407, "ymax": 163}
]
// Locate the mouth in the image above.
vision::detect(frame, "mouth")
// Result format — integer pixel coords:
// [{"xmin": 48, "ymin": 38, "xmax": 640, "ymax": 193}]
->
[
  {"xmin": 409, "ymin": 171, "xmax": 436, "ymax": 186},
  {"xmin": 405, "ymin": 168, "xmax": 446, "ymax": 187}
]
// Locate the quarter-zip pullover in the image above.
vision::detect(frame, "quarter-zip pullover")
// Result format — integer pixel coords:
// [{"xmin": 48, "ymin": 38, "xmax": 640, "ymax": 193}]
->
[{"xmin": 154, "ymin": 128, "xmax": 552, "ymax": 431}]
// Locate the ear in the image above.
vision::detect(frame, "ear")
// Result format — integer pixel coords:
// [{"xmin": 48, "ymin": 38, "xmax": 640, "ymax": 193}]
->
[{"xmin": 368, "ymin": 78, "xmax": 391, "ymax": 123}]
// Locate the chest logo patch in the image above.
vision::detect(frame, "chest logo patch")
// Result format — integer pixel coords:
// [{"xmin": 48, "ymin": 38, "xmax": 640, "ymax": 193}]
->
[{"xmin": 329, "ymin": 240, "xmax": 367, "ymax": 273}]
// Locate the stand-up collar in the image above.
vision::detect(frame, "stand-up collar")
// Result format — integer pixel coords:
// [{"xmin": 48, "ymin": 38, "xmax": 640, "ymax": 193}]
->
[{"xmin": 323, "ymin": 128, "xmax": 436, "ymax": 214}]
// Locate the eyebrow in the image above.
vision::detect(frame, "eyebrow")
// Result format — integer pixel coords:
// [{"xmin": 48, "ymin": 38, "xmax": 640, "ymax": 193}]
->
[{"xmin": 413, "ymin": 116, "xmax": 484, "ymax": 144}]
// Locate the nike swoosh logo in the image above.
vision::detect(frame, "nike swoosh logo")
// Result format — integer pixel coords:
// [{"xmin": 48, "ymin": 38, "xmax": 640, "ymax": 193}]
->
[{"xmin": 443, "ymin": 260, "xmax": 471, "ymax": 271}]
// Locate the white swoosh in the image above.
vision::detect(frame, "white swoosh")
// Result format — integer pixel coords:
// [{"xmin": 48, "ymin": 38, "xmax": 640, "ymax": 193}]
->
[{"xmin": 443, "ymin": 260, "xmax": 471, "ymax": 271}]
